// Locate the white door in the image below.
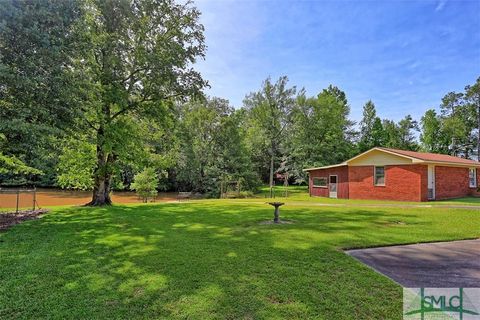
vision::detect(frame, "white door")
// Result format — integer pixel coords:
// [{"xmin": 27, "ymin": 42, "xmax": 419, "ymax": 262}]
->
[
  {"xmin": 329, "ymin": 175, "xmax": 338, "ymax": 198},
  {"xmin": 427, "ymin": 165, "xmax": 435, "ymax": 200}
]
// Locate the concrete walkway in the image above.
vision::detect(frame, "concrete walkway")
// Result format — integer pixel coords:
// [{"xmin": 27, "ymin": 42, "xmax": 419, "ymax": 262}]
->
[{"xmin": 347, "ymin": 239, "xmax": 480, "ymax": 288}]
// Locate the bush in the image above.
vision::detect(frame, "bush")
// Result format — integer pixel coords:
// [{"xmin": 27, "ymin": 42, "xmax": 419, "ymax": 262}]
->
[
  {"xmin": 131, "ymin": 168, "xmax": 158, "ymax": 202},
  {"xmin": 223, "ymin": 191, "xmax": 254, "ymax": 199}
]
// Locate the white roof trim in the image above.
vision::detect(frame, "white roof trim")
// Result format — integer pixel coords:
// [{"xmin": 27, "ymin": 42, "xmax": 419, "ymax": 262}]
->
[
  {"xmin": 421, "ymin": 161, "xmax": 480, "ymax": 168},
  {"xmin": 371, "ymin": 148, "xmax": 480, "ymax": 167},
  {"xmin": 345, "ymin": 147, "xmax": 417, "ymax": 164},
  {"xmin": 303, "ymin": 147, "xmax": 480, "ymax": 172},
  {"xmin": 303, "ymin": 163, "xmax": 347, "ymax": 172}
]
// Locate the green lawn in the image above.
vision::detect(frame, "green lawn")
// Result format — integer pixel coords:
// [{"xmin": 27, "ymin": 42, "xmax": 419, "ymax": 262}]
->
[{"xmin": 0, "ymin": 201, "xmax": 479, "ymax": 319}]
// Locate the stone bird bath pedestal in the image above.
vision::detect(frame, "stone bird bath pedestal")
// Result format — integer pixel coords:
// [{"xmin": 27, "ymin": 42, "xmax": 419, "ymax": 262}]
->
[{"xmin": 267, "ymin": 202, "xmax": 285, "ymax": 224}]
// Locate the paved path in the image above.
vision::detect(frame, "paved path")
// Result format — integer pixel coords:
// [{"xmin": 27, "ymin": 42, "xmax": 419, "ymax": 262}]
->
[{"xmin": 347, "ymin": 239, "xmax": 480, "ymax": 287}]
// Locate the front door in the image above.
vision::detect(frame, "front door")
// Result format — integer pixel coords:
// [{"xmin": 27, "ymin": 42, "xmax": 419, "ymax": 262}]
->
[
  {"xmin": 427, "ymin": 165, "xmax": 435, "ymax": 200},
  {"xmin": 329, "ymin": 175, "xmax": 338, "ymax": 198}
]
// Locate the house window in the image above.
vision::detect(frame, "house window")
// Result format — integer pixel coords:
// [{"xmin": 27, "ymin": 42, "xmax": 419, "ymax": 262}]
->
[
  {"xmin": 374, "ymin": 166, "xmax": 385, "ymax": 186},
  {"xmin": 313, "ymin": 177, "xmax": 327, "ymax": 188},
  {"xmin": 469, "ymin": 168, "xmax": 477, "ymax": 188}
]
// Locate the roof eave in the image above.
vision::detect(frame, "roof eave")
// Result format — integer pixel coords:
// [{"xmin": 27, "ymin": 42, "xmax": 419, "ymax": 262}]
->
[
  {"xmin": 303, "ymin": 162, "xmax": 347, "ymax": 172},
  {"xmin": 421, "ymin": 160, "xmax": 480, "ymax": 168},
  {"xmin": 345, "ymin": 147, "xmax": 418, "ymax": 165}
]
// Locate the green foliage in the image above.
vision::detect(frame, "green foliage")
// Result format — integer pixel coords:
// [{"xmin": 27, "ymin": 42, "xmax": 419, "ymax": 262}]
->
[
  {"xmin": 0, "ymin": 0, "xmax": 82, "ymax": 184},
  {"xmin": 56, "ymin": 139, "xmax": 96, "ymax": 190},
  {"xmin": 77, "ymin": 0, "xmax": 208, "ymax": 204},
  {"xmin": 288, "ymin": 86, "xmax": 356, "ymax": 183},
  {"xmin": 381, "ymin": 119, "xmax": 401, "ymax": 148},
  {"xmin": 176, "ymin": 97, "xmax": 259, "ymax": 196},
  {"xmin": 358, "ymin": 101, "xmax": 384, "ymax": 151},
  {"xmin": 243, "ymin": 76, "xmax": 297, "ymax": 185},
  {"xmin": 0, "ymin": 134, "xmax": 41, "ymax": 176},
  {"xmin": 418, "ymin": 77, "xmax": 480, "ymax": 159},
  {"xmin": 0, "ymin": 0, "xmax": 207, "ymax": 204},
  {"xmin": 396, "ymin": 115, "xmax": 419, "ymax": 150},
  {"xmin": 440, "ymin": 92, "xmax": 472, "ymax": 153},
  {"xmin": 359, "ymin": 102, "xmax": 419, "ymax": 152},
  {"xmin": 465, "ymin": 77, "xmax": 480, "ymax": 157},
  {"xmin": 131, "ymin": 168, "xmax": 159, "ymax": 202},
  {"xmin": 0, "ymin": 153, "xmax": 41, "ymax": 175},
  {"xmin": 0, "ymin": 0, "xmax": 478, "ymax": 195},
  {"xmin": 420, "ymin": 109, "xmax": 446, "ymax": 153}
]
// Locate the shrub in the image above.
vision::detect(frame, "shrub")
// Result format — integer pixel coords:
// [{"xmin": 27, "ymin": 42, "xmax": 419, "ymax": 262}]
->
[{"xmin": 131, "ymin": 168, "xmax": 158, "ymax": 202}]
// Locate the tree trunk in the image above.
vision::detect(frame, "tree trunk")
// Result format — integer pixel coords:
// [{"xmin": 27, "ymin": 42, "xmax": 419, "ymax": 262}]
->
[
  {"xmin": 87, "ymin": 172, "xmax": 112, "ymax": 206},
  {"xmin": 85, "ymin": 129, "xmax": 113, "ymax": 206},
  {"xmin": 269, "ymin": 153, "xmax": 274, "ymax": 198}
]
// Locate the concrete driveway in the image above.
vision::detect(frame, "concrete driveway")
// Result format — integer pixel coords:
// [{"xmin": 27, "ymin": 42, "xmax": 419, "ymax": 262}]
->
[{"xmin": 347, "ymin": 239, "xmax": 480, "ymax": 287}]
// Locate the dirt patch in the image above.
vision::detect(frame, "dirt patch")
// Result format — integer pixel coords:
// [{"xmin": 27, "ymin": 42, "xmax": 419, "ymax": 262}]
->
[{"xmin": 0, "ymin": 209, "xmax": 49, "ymax": 231}]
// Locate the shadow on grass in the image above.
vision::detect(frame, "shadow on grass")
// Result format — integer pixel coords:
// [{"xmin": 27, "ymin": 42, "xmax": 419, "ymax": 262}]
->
[{"xmin": 1, "ymin": 202, "xmax": 478, "ymax": 319}]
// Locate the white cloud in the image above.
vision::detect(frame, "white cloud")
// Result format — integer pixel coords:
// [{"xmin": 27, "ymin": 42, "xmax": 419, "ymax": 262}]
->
[{"xmin": 435, "ymin": 0, "xmax": 447, "ymax": 12}]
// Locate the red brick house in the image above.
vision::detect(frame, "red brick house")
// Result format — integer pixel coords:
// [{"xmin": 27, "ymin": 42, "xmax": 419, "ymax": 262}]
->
[{"xmin": 304, "ymin": 147, "xmax": 480, "ymax": 202}]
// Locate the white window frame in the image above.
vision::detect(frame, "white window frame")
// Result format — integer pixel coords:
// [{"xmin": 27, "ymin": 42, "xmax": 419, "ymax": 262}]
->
[
  {"xmin": 469, "ymin": 168, "xmax": 477, "ymax": 188},
  {"xmin": 313, "ymin": 177, "xmax": 328, "ymax": 188},
  {"xmin": 374, "ymin": 166, "xmax": 385, "ymax": 186}
]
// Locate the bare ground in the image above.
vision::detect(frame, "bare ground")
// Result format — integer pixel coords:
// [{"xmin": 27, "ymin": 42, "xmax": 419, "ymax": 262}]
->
[{"xmin": 0, "ymin": 209, "xmax": 49, "ymax": 231}]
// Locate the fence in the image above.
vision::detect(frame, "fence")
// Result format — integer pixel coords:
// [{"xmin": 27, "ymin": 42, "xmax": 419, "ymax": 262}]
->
[{"xmin": 0, "ymin": 188, "xmax": 40, "ymax": 213}]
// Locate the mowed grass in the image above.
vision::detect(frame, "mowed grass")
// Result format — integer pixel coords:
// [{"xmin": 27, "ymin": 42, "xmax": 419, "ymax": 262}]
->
[{"xmin": 0, "ymin": 200, "xmax": 479, "ymax": 319}]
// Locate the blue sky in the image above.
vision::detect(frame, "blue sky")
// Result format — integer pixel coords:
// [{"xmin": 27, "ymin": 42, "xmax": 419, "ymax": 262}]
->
[{"xmin": 194, "ymin": 0, "xmax": 480, "ymax": 123}]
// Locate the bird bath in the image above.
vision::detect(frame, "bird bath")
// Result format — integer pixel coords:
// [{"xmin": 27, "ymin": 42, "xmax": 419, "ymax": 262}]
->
[{"xmin": 267, "ymin": 202, "xmax": 285, "ymax": 223}]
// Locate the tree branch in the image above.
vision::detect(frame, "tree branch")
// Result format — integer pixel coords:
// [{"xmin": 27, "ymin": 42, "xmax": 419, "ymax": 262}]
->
[
  {"xmin": 110, "ymin": 92, "xmax": 185, "ymax": 121},
  {"xmin": 121, "ymin": 67, "xmax": 146, "ymax": 84},
  {"xmin": 84, "ymin": 118, "xmax": 98, "ymax": 131},
  {"xmin": 79, "ymin": 107, "xmax": 99, "ymax": 131}
]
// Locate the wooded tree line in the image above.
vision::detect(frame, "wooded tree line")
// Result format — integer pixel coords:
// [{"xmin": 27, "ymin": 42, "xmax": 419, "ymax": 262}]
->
[{"xmin": 1, "ymin": 0, "xmax": 479, "ymax": 204}]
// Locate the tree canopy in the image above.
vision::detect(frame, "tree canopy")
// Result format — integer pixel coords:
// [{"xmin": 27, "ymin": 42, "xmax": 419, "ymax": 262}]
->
[{"xmin": 0, "ymin": 0, "xmax": 478, "ymax": 203}]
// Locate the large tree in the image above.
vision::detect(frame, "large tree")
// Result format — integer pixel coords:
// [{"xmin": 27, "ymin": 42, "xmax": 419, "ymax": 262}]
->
[
  {"xmin": 0, "ymin": 0, "xmax": 82, "ymax": 185},
  {"xmin": 243, "ymin": 76, "xmax": 296, "ymax": 196},
  {"xmin": 358, "ymin": 101, "xmax": 384, "ymax": 151},
  {"xmin": 381, "ymin": 119, "xmax": 401, "ymax": 149},
  {"xmin": 420, "ymin": 109, "xmax": 446, "ymax": 153},
  {"xmin": 440, "ymin": 91, "xmax": 475, "ymax": 157},
  {"xmin": 288, "ymin": 85, "xmax": 355, "ymax": 183},
  {"xmin": 396, "ymin": 115, "xmax": 419, "ymax": 150},
  {"xmin": 418, "ymin": 78, "xmax": 480, "ymax": 159},
  {"xmin": 465, "ymin": 77, "xmax": 480, "ymax": 159},
  {"xmin": 75, "ymin": 0, "xmax": 207, "ymax": 205},
  {"xmin": 175, "ymin": 97, "xmax": 257, "ymax": 196}
]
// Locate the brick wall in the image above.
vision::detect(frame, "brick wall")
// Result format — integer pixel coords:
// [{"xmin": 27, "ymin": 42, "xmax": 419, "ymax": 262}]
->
[
  {"xmin": 348, "ymin": 164, "xmax": 427, "ymax": 202},
  {"xmin": 309, "ymin": 164, "xmax": 479, "ymax": 202},
  {"xmin": 435, "ymin": 166, "xmax": 477, "ymax": 200},
  {"xmin": 309, "ymin": 166, "xmax": 349, "ymax": 199}
]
